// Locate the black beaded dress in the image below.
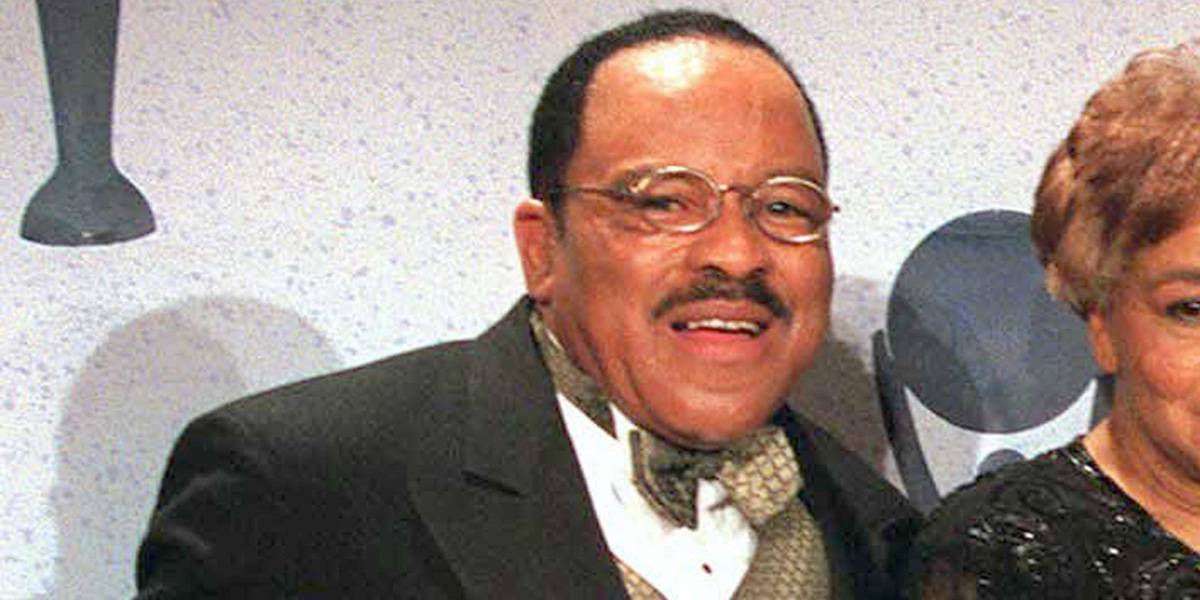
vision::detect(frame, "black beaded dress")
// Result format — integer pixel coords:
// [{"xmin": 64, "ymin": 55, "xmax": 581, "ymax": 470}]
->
[{"xmin": 909, "ymin": 440, "xmax": 1200, "ymax": 599}]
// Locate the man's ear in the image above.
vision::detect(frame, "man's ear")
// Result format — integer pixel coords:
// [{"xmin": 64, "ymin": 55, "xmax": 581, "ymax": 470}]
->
[
  {"xmin": 513, "ymin": 199, "xmax": 559, "ymax": 304},
  {"xmin": 1087, "ymin": 309, "xmax": 1118, "ymax": 374}
]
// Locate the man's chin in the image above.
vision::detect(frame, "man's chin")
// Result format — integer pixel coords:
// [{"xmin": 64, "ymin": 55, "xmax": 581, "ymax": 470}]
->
[
  {"xmin": 659, "ymin": 426, "xmax": 759, "ymax": 450},
  {"xmin": 650, "ymin": 406, "xmax": 782, "ymax": 449}
]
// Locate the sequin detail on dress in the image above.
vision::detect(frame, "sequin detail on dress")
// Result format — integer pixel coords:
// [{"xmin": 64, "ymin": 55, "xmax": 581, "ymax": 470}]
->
[{"xmin": 913, "ymin": 440, "xmax": 1200, "ymax": 599}]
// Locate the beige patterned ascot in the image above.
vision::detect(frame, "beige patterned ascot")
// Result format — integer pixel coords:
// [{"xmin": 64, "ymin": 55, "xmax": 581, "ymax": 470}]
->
[{"xmin": 530, "ymin": 312, "xmax": 830, "ymax": 599}]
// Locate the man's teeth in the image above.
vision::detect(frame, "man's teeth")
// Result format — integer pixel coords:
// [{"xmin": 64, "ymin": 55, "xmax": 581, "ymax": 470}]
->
[{"xmin": 683, "ymin": 319, "xmax": 762, "ymax": 334}]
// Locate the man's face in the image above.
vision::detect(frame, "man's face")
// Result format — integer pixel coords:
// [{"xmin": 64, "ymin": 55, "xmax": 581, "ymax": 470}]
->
[{"xmin": 516, "ymin": 38, "xmax": 832, "ymax": 448}]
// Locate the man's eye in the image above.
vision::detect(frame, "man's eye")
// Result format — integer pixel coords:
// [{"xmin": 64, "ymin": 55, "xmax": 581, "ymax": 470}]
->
[
  {"xmin": 634, "ymin": 195, "xmax": 687, "ymax": 212},
  {"xmin": 763, "ymin": 200, "xmax": 816, "ymax": 222},
  {"xmin": 1166, "ymin": 299, "xmax": 1200, "ymax": 324}
]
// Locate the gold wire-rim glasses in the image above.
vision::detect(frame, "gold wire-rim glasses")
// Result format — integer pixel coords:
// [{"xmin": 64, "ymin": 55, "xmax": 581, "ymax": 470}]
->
[{"xmin": 555, "ymin": 164, "xmax": 838, "ymax": 244}]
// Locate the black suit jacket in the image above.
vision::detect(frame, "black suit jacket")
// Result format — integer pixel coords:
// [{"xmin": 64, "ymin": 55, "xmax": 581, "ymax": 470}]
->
[{"xmin": 137, "ymin": 300, "xmax": 919, "ymax": 598}]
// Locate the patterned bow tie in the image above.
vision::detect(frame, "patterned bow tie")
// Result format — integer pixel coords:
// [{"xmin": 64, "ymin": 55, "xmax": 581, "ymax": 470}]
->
[
  {"xmin": 530, "ymin": 310, "xmax": 801, "ymax": 527},
  {"xmin": 530, "ymin": 309, "xmax": 830, "ymax": 598},
  {"xmin": 629, "ymin": 426, "xmax": 801, "ymax": 529}
]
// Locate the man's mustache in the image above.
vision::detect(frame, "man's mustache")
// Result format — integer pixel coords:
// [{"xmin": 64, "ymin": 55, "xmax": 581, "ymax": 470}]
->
[{"xmin": 652, "ymin": 270, "xmax": 791, "ymax": 321}]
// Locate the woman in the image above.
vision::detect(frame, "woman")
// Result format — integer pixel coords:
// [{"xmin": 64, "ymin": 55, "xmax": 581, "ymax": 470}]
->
[{"xmin": 910, "ymin": 42, "xmax": 1200, "ymax": 598}]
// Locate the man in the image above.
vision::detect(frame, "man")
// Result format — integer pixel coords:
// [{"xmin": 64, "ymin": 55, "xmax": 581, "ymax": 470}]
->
[{"xmin": 137, "ymin": 10, "xmax": 918, "ymax": 599}]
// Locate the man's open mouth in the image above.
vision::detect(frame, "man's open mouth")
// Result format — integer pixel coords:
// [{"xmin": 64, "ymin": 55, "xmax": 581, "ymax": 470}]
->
[{"xmin": 670, "ymin": 318, "xmax": 765, "ymax": 336}]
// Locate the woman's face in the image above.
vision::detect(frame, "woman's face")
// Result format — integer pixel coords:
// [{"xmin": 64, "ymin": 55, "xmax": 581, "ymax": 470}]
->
[{"xmin": 1089, "ymin": 209, "xmax": 1200, "ymax": 479}]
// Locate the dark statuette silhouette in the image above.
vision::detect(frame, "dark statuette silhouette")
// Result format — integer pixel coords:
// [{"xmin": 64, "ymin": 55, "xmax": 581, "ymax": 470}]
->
[{"xmin": 22, "ymin": 0, "xmax": 154, "ymax": 246}]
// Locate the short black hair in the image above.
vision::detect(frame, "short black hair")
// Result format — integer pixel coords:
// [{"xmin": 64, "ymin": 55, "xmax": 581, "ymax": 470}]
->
[{"xmin": 527, "ymin": 9, "xmax": 828, "ymax": 216}]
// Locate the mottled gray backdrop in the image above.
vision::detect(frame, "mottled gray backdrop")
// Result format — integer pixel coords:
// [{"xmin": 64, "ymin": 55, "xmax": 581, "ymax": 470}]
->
[{"xmin": 1, "ymin": 1, "xmax": 1193, "ymax": 598}]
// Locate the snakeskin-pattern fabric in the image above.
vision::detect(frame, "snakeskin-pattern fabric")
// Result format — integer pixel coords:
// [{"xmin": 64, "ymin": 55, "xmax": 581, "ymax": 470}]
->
[
  {"xmin": 734, "ymin": 497, "xmax": 830, "ymax": 599},
  {"xmin": 529, "ymin": 311, "xmax": 614, "ymax": 434},
  {"xmin": 616, "ymin": 558, "xmax": 667, "ymax": 600},
  {"xmin": 723, "ymin": 430, "xmax": 830, "ymax": 599}
]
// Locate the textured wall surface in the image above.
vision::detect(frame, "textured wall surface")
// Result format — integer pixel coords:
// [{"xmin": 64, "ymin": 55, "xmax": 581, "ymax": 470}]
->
[{"xmin": 1, "ymin": 1, "xmax": 1194, "ymax": 597}]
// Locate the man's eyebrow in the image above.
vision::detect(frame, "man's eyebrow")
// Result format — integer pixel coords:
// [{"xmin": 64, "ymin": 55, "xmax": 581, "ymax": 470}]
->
[
  {"xmin": 620, "ymin": 162, "xmax": 668, "ymax": 176},
  {"xmin": 611, "ymin": 164, "xmax": 827, "ymax": 186},
  {"xmin": 607, "ymin": 163, "xmax": 666, "ymax": 186},
  {"xmin": 764, "ymin": 167, "xmax": 825, "ymax": 185}
]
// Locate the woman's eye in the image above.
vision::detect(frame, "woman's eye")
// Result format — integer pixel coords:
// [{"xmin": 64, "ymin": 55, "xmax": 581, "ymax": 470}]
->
[{"xmin": 1166, "ymin": 298, "xmax": 1200, "ymax": 323}]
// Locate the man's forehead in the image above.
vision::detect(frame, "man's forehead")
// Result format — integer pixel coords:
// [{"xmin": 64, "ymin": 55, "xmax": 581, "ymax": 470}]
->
[
  {"xmin": 572, "ymin": 37, "xmax": 820, "ymax": 179},
  {"xmin": 622, "ymin": 38, "xmax": 716, "ymax": 93},
  {"xmin": 593, "ymin": 37, "xmax": 796, "ymax": 97}
]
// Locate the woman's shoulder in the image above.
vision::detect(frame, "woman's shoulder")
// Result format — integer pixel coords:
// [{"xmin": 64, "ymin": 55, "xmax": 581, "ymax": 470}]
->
[
  {"xmin": 909, "ymin": 442, "xmax": 1109, "ymax": 598},
  {"xmin": 909, "ymin": 441, "xmax": 1200, "ymax": 598},
  {"xmin": 921, "ymin": 441, "xmax": 1097, "ymax": 536}
]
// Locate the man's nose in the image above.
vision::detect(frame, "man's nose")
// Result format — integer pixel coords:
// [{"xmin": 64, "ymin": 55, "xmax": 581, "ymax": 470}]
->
[{"xmin": 683, "ymin": 193, "xmax": 771, "ymax": 279}]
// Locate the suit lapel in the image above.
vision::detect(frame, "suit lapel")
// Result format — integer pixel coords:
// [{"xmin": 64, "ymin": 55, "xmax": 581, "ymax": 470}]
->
[{"xmin": 408, "ymin": 300, "xmax": 627, "ymax": 598}]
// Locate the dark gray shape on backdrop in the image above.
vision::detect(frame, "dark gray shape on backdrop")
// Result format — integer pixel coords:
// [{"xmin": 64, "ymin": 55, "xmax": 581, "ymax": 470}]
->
[
  {"xmin": 885, "ymin": 209, "xmax": 1095, "ymax": 433},
  {"xmin": 875, "ymin": 209, "xmax": 1102, "ymax": 511},
  {"xmin": 22, "ymin": 0, "xmax": 154, "ymax": 246},
  {"xmin": 976, "ymin": 448, "xmax": 1027, "ymax": 476}
]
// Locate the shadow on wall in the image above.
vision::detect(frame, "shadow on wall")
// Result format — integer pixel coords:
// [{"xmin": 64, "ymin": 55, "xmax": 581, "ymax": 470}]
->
[
  {"xmin": 43, "ymin": 297, "xmax": 340, "ymax": 600},
  {"xmin": 792, "ymin": 275, "xmax": 891, "ymax": 474}
]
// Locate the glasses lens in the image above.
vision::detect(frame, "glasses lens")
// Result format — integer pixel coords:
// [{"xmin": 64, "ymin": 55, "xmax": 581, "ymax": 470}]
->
[
  {"xmin": 751, "ymin": 180, "xmax": 831, "ymax": 241},
  {"xmin": 631, "ymin": 169, "xmax": 714, "ymax": 231}
]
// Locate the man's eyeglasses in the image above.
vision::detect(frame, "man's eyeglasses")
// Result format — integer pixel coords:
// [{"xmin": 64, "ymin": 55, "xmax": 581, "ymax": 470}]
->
[{"xmin": 554, "ymin": 165, "xmax": 837, "ymax": 244}]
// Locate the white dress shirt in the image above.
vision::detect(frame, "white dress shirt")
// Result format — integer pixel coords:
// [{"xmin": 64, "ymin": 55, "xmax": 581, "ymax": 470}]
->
[{"xmin": 556, "ymin": 393, "xmax": 756, "ymax": 599}]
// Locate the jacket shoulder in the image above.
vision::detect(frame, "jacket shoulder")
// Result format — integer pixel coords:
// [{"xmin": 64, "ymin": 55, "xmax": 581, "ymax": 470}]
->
[
  {"xmin": 191, "ymin": 339, "xmax": 475, "ymax": 469},
  {"xmin": 907, "ymin": 445, "xmax": 1097, "ymax": 598},
  {"xmin": 790, "ymin": 412, "xmax": 916, "ymax": 521}
]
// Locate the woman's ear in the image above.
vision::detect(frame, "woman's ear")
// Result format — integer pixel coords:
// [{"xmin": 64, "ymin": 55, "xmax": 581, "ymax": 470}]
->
[
  {"xmin": 513, "ymin": 199, "xmax": 558, "ymax": 304},
  {"xmin": 1087, "ymin": 309, "xmax": 1119, "ymax": 374}
]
